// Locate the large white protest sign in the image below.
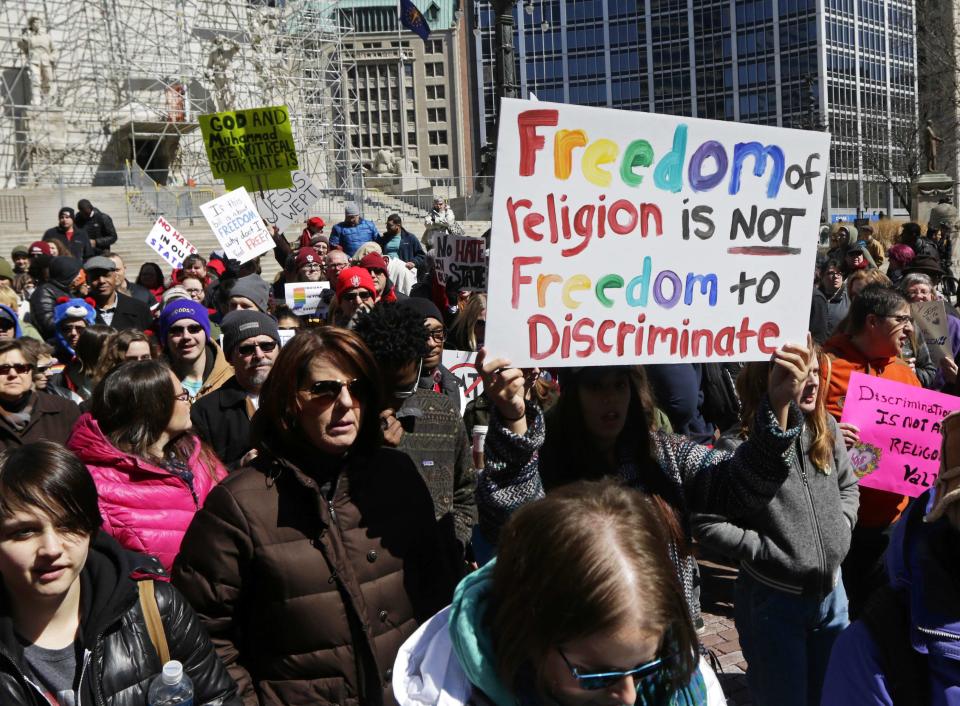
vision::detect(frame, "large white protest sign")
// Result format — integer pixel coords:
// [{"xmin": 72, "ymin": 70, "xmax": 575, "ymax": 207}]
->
[
  {"xmin": 145, "ymin": 216, "xmax": 198, "ymax": 268},
  {"xmin": 485, "ymin": 98, "xmax": 831, "ymax": 367},
  {"xmin": 435, "ymin": 233, "xmax": 488, "ymax": 292},
  {"xmin": 442, "ymin": 350, "xmax": 484, "ymax": 414},
  {"xmin": 200, "ymin": 187, "xmax": 274, "ymax": 263},
  {"xmin": 254, "ymin": 170, "xmax": 321, "ymax": 235},
  {"xmin": 284, "ymin": 281, "xmax": 330, "ymax": 317}
]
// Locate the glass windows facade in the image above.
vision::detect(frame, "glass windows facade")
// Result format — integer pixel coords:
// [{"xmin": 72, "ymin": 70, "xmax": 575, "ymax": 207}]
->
[{"xmin": 471, "ymin": 0, "xmax": 915, "ymax": 214}]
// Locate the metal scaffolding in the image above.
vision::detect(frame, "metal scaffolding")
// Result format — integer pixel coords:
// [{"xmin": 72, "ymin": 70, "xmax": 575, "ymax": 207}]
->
[{"xmin": 0, "ymin": 0, "xmax": 361, "ymax": 190}]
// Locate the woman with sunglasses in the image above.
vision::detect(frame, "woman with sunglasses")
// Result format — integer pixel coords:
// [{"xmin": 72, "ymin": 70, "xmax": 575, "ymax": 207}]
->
[
  {"xmin": 66, "ymin": 360, "xmax": 226, "ymax": 570},
  {"xmin": 394, "ymin": 479, "xmax": 725, "ymax": 706},
  {"xmin": 0, "ymin": 339, "xmax": 80, "ymax": 451},
  {"xmin": 172, "ymin": 328, "xmax": 461, "ymax": 706}
]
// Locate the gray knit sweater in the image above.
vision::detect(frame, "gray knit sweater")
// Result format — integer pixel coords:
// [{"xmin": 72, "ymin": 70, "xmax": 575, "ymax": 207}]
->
[{"xmin": 478, "ymin": 397, "xmax": 803, "ymax": 620}]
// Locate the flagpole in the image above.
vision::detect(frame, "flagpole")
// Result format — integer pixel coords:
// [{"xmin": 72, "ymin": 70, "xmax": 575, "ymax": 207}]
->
[{"xmin": 397, "ymin": 0, "xmax": 411, "ymax": 184}]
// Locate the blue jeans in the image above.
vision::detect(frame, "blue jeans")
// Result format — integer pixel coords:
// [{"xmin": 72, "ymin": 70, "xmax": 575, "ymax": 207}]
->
[{"xmin": 735, "ymin": 571, "xmax": 849, "ymax": 706}]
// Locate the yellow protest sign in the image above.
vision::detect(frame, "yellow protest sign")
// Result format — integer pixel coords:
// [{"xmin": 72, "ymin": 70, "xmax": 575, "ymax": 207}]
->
[{"xmin": 198, "ymin": 105, "xmax": 298, "ymax": 191}]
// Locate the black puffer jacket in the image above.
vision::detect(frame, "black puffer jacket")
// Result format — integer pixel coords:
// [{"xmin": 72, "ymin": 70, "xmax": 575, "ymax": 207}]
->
[{"xmin": 0, "ymin": 533, "xmax": 240, "ymax": 706}]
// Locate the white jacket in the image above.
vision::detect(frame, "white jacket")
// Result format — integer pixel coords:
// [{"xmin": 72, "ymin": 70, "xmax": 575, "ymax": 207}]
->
[{"xmin": 393, "ymin": 606, "xmax": 728, "ymax": 706}]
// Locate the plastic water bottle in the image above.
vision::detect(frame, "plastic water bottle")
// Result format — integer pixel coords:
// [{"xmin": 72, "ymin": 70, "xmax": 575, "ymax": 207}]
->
[{"xmin": 147, "ymin": 660, "xmax": 194, "ymax": 706}]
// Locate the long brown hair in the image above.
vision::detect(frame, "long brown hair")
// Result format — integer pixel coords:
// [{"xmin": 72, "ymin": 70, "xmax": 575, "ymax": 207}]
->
[
  {"xmin": 251, "ymin": 328, "xmax": 383, "ymax": 454},
  {"xmin": 490, "ymin": 479, "xmax": 699, "ymax": 699},
  {"xmin": 91, "ymin": 360, "xmax": 218, "ymax": 476},
  {"xmin": 736, "ymin": 350, "xmax": 833, "ymax": 471},
  {"xmin": 93, "ymin": 329, "xmax": 157, "ymax": 385}
]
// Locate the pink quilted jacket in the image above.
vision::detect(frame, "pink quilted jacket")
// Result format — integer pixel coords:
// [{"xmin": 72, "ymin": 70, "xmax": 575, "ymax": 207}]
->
[{"xmin": 67, "ymin": 412, "xmax": 226, "ymax": 571}]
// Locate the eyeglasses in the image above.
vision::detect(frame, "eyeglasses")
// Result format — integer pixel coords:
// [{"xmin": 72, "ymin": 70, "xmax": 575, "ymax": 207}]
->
[
  {"xmin": 426, "ymin": 327, "xmax": 446, "ymax": 343},
  {"xmin": 0, "ymin": 364, "xmax": 33, "ymax": 375},
  {"xmin": 174, "ymin": 391, "xmax": 191, "ymax": 402},
  {"xmin": 824, "ymin": 271, "xmax": 842, "ymax": 278},
  {"xmin": 168, "ymin": 324, "xmax": 204, "ymax": 336},
  {"xmin": 342, "ymin": 290, "xmax": 373, "ymax": 303},
  {"xmin": 237, "ymin": 340, "xmax": 278, "ymax": 356},
  {"xmin": 301, "ymin": 264, "xmax": 322, "ymax": 272},
  {"xmin": 304, "ymin": 378, "xmax": 367, "ymax": 404},
  {"xmin": 326, "ymin": 262, "xmax": 347, "ymax": 271},
  {"xmin": 885, "ymin": 314, "xmax": 914, "ymax": 326},
  {"xmin": 558, "ymin": 647, "xmax": 668, "ymax": 691}
]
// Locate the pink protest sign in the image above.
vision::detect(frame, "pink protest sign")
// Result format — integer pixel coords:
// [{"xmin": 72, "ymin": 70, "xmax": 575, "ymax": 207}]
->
[{"xmin": 840, "ymin": 372, "xmax": 960, "ymax": 497}]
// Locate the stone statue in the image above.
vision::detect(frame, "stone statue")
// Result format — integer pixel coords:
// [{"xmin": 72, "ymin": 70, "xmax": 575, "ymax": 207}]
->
[
  {"xmin": 205, "ymin": 36, "xmax": 240, "ymax": 111},
  {"xmin": 925, "ymin": 119, "xmax": 944, "ymax": 173},
  {"xmin": 372, "ymin": 148, "xmax": 400, "ymax": 175},
  {"xmin": 18, "ymin": 16, "xmax": 56, "ymax": 106}
]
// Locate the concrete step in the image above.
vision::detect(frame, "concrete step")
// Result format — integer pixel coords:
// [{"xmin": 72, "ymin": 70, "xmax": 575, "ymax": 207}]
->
[{"xmin": 0, "ymin": 220, "xmax": 493, "ymax": 292}]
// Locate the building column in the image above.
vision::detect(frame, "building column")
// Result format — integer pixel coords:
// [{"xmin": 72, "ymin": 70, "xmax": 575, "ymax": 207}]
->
[{"xmin": 686, "ymin": 0, "xmax": 697, "ymax": 116}]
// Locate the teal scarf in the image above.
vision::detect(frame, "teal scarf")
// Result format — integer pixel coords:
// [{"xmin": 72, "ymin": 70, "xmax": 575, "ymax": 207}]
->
[{"xmin": 447, "ymin": 560, "xmax": 709, "ymax": 706}]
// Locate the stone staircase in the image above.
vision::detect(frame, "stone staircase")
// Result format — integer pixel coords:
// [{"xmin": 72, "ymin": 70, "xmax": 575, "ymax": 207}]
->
[{"xmin": 0, "ymin": 185, "xmax": 491, "ymax": 287}]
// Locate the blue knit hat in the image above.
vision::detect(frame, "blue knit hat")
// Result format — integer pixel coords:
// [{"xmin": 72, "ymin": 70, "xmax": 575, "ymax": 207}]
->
[{"xmin": 159, "ymin": 300, "xmax": 211, "ymax": 344}]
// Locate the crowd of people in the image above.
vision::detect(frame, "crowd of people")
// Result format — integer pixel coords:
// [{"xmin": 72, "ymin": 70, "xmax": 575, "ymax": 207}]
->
[{"xmin": 0, "ymin": 196, "xmax": 956, "ymax": 706}]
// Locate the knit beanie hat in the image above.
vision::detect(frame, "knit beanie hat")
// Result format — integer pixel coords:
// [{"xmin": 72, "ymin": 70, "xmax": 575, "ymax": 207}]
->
[
  {"xmin": 296, "ymin": 247, "xmax": 322, "ymax": 269},
  {"xmin": 0, "ymin": 258, "xmax": 14, "ymax": 281},
  {"xmin": 161, "ymin": 286, "xmax": 191, "ymax": 310},
  {"xmin": 49, "ymin": 256, "xmax": 82, "ymax": 286},
  {"xmin": 159, "ymin": 300, "xmax": 211, "ymax": 343},
  {"xmin": 228, "ymin": 274, "xmax": 270, "ymax": 312},
  {"xmin": 399, "ymin": 296, "xmax": 443, "ymax": 324},
  {"xmin": 336, "ymin": 266, "xmax": 377, "ymax": 299},
  {"xmin": 58, "ymin": 206, "xmax": 75, "ymax": 219},
  {"xmin": 29, "ymin": 241, "xmax": 51, "ymax": 257},
  {"xmin": 221, "ymin": 310, "xmax": 280, "ymax": 357}
]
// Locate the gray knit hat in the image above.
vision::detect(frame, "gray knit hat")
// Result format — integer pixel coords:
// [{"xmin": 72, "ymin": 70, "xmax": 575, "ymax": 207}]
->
[
  {"xmin": 227, "ymin": 274, "xmax": 270, "ymax": 312},
  {"xmin": 221, "ymin": 310, "xmax": 280, "ymax": 357}
]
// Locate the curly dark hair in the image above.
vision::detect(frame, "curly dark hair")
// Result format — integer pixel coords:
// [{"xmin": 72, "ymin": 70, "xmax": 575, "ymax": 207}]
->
[{"xmin": 352, "ymin": 302, "xmax": 429, "ymax": 369}]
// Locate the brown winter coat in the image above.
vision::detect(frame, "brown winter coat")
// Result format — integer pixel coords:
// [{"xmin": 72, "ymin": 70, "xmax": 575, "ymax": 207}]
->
[
  {"xmin": 171, "ymin": 446, "xmax": 461, "ymax": 706},
  {"xmin": 0, "ymin": 391, "xmax": 80, "ymax": 450}
]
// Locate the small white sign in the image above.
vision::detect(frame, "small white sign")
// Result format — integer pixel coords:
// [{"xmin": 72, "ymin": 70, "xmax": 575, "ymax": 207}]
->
[
  {"xmin": 442, "ymin": 350, "xmax": 483, "ymax": 414},
  {"xmin": 200, "ymin": 187, "xmax": 274, "ymax": 263},
  {"xmin": 284, "ymin": 281, "xmax": 330, "ymax": 317},
  {"xmin": 254, "ymin": 170, "xmax": 322, "ymax": 235},
  {"xmin": 144, "ymin": 216, "xmax": 198, "ymax": 268}
]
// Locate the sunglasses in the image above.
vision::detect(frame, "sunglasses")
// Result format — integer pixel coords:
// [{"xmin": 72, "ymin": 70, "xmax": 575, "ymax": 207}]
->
[
  {"xmin": 342, "ymin": 290, "xmax": 373, "ymax": 302},
  {"xmin": 237, "ymin": 340, "xmax": 278, "ymax": 356},
  {"xmin": 558, "ymin": 648, "xmax": 668, "ymax": 691},
  {"xmin": 304, "ymin": 378, "xmax": 367, "ymax": 403},
  {"xmin": 0, "ymin": 363, "xmax": 33, "ymax": 375},
  {"xmin": 169, "ymin": 324, "xmax": 204, "ymax": 336}
]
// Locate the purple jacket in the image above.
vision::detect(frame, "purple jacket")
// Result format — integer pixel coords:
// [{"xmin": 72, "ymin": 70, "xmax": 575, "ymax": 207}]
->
[{"xmin": 821, "ymin": 491, "xmax": 960, "ymax": 706}]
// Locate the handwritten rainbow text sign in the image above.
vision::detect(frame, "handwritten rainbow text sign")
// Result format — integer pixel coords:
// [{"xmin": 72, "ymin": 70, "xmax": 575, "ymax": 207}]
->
[{"xmin": 486, "ymin": 99, "xmax": 831, "ymax": 366}]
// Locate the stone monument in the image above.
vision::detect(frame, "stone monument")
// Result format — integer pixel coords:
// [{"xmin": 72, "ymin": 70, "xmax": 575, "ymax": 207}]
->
[
  {"xmin": 205, "ymin": 36, "xmax": 240, "ymax": 111},
  {"xmin": 911, "ymin": 120, "xmax": 955, "ymax": 226},
  {"xmin": 18, "ymin": 16, "xmax": 57, "ymax": 106}
]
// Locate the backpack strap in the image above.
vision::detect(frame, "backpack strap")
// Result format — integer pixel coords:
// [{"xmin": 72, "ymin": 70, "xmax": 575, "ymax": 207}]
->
[
  {"xmin": 860, "ymin": 584, "xmax": 928, "ymax": 706},
  {"xmin": 138, "ymin": 580, "xmax": 171, "ymax": 665}
]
